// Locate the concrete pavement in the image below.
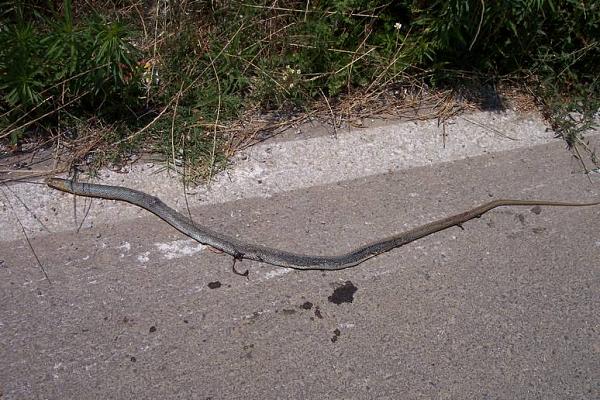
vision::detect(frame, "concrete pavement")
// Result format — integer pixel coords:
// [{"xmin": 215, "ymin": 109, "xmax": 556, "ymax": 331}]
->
[
  {"xmin": 1, "ymin": 114, "xmax": 599, "ymax": 399},
  {"xmin": 0, "ymin": 110, "xmax": 566, "ymax": 241}
]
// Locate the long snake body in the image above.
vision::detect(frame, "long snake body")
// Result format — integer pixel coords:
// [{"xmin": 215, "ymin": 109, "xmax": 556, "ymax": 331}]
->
[{"xmin": 46, "ymin": 178, "xmax": 600, "ymax": 270}]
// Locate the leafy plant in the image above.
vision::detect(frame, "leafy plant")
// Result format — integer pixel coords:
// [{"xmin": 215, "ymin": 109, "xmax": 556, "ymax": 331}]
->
[
  {"xmin": 0, "ymin": 22, "xmax": 45, "ymax": 106},
  {"xmin": 2, "ymin": 0, "xmax": 598, "ymax": 177},
  {"xmin": 0, "ymin": 0, "xmax": 141, "ymax": 135}
]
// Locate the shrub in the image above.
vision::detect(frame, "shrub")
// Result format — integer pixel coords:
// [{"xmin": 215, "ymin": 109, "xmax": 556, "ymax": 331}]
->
[
  {"xmin": 1, "ymin": 0, "xmax": 598, "ymax": 172},
  {"xmin": 0, "ymin": 0, "xmax": 141, "ymax": 141}
]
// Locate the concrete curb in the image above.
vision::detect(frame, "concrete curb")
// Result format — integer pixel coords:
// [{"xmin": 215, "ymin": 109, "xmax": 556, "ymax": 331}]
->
[{"xmin": 1, "ymin": 110, "xmax": 597, "ymax": 241}]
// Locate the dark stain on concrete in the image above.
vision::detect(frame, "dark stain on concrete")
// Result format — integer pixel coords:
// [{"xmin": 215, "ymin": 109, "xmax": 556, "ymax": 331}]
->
[
  {"xmin": 207, "ymin": 281, "xmax": 222, "ymax": 289},
  {"xmin": 314, "ymin": 307, "xmax": 323, "ymax": 319},
  {"xmin": 331, "ymin": 328, "xmax": 341, "ymax": 343},
  {"xmin": 242, "ymin": 343, "xmax": 254, "ymax": 359},
  {"xmin": 301, "ymin": 301, "xmax": 313, "ymax": 310},
  {"xmin": 328, "ymin": 281, "xmax": 358, "ymax": 305}
]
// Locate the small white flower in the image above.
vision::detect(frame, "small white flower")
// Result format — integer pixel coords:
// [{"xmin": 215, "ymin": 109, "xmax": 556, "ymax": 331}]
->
[{"xmin": 394, "ymin": 22, "xmax": 402, "ymax": 30}]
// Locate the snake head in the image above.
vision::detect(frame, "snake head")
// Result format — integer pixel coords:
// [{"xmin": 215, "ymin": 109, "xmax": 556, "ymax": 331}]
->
[{"xmin": 45, "ymin": 178, "xmax": 73, "ymax": 193}]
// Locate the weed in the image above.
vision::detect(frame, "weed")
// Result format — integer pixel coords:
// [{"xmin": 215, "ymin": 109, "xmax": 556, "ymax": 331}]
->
[
  {"xmin": 2, "ymin": 0, "xmax": 599, "ymax": 179},
  {"xmin": 0, "ymin": 0, "xmax": 142, "ymax": 136}
]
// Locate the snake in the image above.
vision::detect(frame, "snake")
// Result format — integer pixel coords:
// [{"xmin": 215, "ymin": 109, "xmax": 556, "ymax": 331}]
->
[{"xmin": 46, "ymin": 178, "xmax": 600, "ymax": 270}]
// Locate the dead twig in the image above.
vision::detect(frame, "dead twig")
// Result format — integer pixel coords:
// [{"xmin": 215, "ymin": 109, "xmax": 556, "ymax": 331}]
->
[
  {"xmin": 0, "ymin": 183, "xmax": 50, "ymax": 283},
  {"xmin": 319, "ymin": 88, "xmax": 338, "ymax": 137}
]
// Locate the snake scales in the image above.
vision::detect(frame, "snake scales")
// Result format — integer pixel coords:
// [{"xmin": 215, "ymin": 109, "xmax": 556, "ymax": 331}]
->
[{"xmin": 46, "ymin": 178, "xmax": 600, "ymax": 270}]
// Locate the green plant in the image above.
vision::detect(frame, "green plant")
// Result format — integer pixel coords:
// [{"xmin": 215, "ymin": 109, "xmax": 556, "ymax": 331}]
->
[
  {"xmin": 0, "ymin": 0, "xmax": 141, "ymax": 135},
  {"xmin": 2, "ymin": 0, "xmax": 599, "ymax": 179},
  {"xmin": 0, "ymin": 22, "xmax": 45, "ymax": 107}
]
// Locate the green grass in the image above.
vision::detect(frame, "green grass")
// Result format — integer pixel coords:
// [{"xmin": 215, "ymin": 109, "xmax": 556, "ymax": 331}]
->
[{"xmin": 1, "ymin": 0, "xmax": 598, "ymax": 180}]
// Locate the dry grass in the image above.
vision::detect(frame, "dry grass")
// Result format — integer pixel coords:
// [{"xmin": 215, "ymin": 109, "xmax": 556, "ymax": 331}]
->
[
  {"xmin": 2, "ymin": 1, "xmax": 596, "ymax": 185},
  {"xmin": 0, "ymin": 76, "xmax": 546, "ymax": 185}
]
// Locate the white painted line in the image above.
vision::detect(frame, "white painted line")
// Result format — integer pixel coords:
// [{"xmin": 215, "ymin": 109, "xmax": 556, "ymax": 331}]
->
[{"xmin": 154, "ymin": 239, "xmax": 207, "ymax": 260}]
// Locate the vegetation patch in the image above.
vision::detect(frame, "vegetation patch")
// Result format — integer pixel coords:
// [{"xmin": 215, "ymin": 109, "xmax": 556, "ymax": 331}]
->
[{"xmin": 1, "ymin": 0, "xmax": 598, "ymax": 181}]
